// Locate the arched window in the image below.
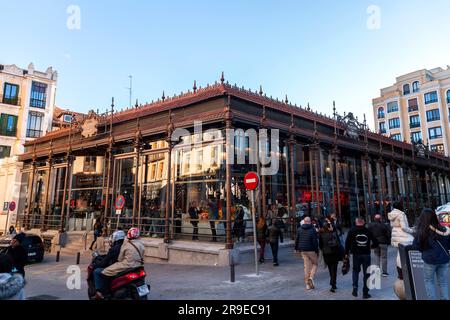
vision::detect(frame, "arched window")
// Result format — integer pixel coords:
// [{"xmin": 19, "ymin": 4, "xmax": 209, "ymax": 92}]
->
[
  {"xmin": 412, "ymin": 81, "xmax": 420, "ymax": 93},
  {"xmin": 447, "ymin": 90, "xmax": 450, "ymax": 104},
  {"xmin": 403, "ymin": 84, "xmax": 410, "ymax": 95},
  {"xmin": 377, "ymin": 107, "xmax": 385, "ymax": 119}
]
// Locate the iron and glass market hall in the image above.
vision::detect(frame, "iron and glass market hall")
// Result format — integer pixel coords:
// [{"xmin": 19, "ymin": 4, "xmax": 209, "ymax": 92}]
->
[{"xmin": 16, "ymin": 76, "xmax": 450, "ymax": 250}]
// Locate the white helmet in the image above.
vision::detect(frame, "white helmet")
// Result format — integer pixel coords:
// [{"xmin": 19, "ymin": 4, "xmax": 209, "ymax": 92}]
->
[{"xmin": 112, "ymin": 230, "xmax": 125, "ymax": 243}]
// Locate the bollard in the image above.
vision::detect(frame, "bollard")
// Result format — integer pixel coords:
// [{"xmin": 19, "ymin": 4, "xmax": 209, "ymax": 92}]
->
[
  {"xmin": 230, "ymin": 255, "xmax": 235, "ymax": 283},
  {"xmin": 56, "ymin": 251, "xmax": 60, "ymax": 262},
  {"xmin": 76, "ymin": 252, "xmax": 80, "ymax": 265}
]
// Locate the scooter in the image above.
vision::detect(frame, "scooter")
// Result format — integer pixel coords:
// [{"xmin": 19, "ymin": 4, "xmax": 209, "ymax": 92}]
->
[{"xmin": 87, "ymin": 252, "xmax": 150, "ymax": 300}]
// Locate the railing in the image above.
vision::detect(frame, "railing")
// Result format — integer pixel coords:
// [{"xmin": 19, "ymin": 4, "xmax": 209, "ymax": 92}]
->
[
  {"xmin": 0, "ymin": 94, "xmax": 20, "ymax": 106},
  {"xmin": 26, "ymin": 129, "xmax": 43, "ymax": 138},
  {"xmin": 408, "ymin": 106, "xmax": 418, "ymax": 112},
  {"xmin": 29, "ymin": 98, "xmax": 46, "ymax": 109},
  {"xmin": 410, "ymin": 123, "xmax": 421, "ymax": 129}
]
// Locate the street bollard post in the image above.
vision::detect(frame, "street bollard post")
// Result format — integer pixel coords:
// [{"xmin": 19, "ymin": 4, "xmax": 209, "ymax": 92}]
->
[
  {"xmin": 76, "ymin": 252, "xmax": 80, "ymax": 265},
  {"xmin": 230, "ymin": 254, "xmax": 235, "ymax": 283},
  {"xmin": 56, "ymin": 251, "xmax": 60, "ymax": 262}
]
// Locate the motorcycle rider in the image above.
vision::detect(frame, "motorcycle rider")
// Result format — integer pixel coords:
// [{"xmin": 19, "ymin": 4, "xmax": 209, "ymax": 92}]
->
[
  {"xmin": 91, "ymin": 230, "xmax": 125, "ymax": 299},
  {"xmin": 94, "ymin": 227, "xmax": 145, "ymax": 300}
]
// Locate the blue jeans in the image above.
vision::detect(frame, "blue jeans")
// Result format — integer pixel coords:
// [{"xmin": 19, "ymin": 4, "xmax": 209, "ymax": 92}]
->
[
  {"xmin": 423, "ymin": 263, "xmax": 449, "ymax": 300},
  {"xmin": 352, "ymin": 254, "xmax": 371, "ymax": 294},
  {"xmin": 93, "ymin": 268, "xmax": 108, "ymax": 293}
]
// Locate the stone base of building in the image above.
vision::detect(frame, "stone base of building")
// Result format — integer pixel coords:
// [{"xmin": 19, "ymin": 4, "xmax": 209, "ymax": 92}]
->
[{"xmin": 141, "ymin": 238, "xmax": 295, "ymax": 267}]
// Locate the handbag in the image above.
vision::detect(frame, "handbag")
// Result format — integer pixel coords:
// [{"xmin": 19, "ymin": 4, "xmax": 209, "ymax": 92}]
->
[
  {"xmin": 342, "ymin": 255, "xmax": 350, "ymax": 275},
  {"xmin": 435, "ymin": 238, "xmax": 450, "ymax": 258}
]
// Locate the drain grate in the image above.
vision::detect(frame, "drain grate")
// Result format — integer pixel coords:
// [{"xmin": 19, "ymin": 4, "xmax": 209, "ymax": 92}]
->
[{"xmin": 27, "ymin": 295, "xmax": 60, "ymax": 300}]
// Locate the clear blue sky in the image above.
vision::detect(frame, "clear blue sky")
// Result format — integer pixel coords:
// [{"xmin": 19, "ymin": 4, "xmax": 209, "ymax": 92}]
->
[{"xmin": 1, "ymin": 0, "xmax": 450, "ymax": 129}]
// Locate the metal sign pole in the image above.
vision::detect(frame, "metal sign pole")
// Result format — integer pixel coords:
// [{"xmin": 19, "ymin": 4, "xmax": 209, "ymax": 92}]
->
[
  {"xmin": 4, "ymin": 207, "xmax": 9, "ymax": 235},
  {"xmin": 251, "ymin": 190, "xmax": 259, "ymax": 276}
]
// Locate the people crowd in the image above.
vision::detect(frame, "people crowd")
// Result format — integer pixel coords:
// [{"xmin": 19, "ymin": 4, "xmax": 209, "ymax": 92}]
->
[{"xmin": 1, "ymin": 199, "xmax": 449, "ymax": 300}]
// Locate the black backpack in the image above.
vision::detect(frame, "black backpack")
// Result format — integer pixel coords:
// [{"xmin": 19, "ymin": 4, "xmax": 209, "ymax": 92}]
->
[{"xmin": 327, "ymin": 233, "xmax": 338, "ymax": 248}]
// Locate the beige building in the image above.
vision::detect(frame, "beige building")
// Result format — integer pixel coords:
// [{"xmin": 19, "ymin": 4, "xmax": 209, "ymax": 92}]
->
[
  {"xmin": 373, "ymin": 66, "xmax": 450, "ymax": 156},
  {"xmin": 0, "ymin": 63, "xmax": 57, "ymax": 233}
]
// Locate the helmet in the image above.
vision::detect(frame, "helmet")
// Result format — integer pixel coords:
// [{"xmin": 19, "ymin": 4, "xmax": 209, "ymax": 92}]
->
[
  {"xmin": 112, "ymin": 230, "xmax": 125, "ymax": 243},
  {"xmin": 127, "ymin": 227, "xmax": 140, "ymax": 240}
]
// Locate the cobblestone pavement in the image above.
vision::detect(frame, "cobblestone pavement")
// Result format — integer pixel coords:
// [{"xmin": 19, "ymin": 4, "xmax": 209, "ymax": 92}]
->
[{"xmin": 23, "ymin": 244, "xmax": 398, "ymax": 300}]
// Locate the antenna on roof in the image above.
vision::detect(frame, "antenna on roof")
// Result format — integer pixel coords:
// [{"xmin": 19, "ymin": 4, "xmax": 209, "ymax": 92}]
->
[{"xmin": 125, "ymin": 75, "xmax": 133, "ymax": 109}]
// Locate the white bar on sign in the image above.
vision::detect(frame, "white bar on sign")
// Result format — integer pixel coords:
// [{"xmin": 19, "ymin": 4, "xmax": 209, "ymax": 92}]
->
[{"xmin": 246, "ymin": 178, "xmax": 256, "ymax": 183}]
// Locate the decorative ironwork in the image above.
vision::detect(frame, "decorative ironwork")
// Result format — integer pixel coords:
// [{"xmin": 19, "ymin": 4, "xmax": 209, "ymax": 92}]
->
[{"xmin": 336, "ymin": 112, "xmax": 365, "ymax": 140}]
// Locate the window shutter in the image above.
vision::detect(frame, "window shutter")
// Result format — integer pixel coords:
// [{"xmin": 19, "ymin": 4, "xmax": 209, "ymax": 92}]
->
[
  {"xmin": 11, "ymin": 115, "xmax": 18, "ymax": 136},
  {"xmin": 0, "ymin": 114, "xmax": 7, "ymax": 136}
]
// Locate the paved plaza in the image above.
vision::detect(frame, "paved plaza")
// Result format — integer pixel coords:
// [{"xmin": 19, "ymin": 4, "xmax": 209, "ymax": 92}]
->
[{"xmin": 23, "ymin": 245, "xmax": 398, "ymax": 300}]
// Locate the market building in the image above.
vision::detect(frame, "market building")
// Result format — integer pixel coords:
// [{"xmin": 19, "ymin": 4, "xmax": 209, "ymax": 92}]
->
[{"xmin": 15, "ymin": 75, "xmax": 450, "ymax": 263}]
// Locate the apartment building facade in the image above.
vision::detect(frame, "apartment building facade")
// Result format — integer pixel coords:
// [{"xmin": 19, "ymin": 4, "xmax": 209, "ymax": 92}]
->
[
  {"xmin": 373, "ymin": 67, "xmax": 450, "ymax": 156},
  {"xmin": 0, "ymin": 63, "xmax": 57, "ymax": 233}
]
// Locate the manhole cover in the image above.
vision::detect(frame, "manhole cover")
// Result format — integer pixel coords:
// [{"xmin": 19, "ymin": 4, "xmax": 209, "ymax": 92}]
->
[{"xmin": 27, "ymin": 295, "xmax": 60, "ymax": 300}]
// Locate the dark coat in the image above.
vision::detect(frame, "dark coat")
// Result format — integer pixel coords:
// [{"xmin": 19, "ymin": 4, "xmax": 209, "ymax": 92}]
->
[
  {"xmin": 94, "ymin": 239, "xmax": 124, "ymax": 269},
  {"xmin": 295, "ymin": 224, "xmax": 318, "ymax": 253},
  {"xmin": 345, "ymin": 226, "xmax": 379, "ymax": 256},
  {"xmin": 256, "ymin": 222, "xmax": 268, "ymax": 241},
  {"xmin": 189, "ymin": 207, "xmax": 199, "ymax": 226},
  {"xmin": 413, "ymin": 229, "xmax": 450, "ymax": 265},
  {"xmin": 367, "ymin": 221, "xmax": 391, "ymax": 245},
  {"xmin": 319, "ymin": 232, "xmax": 340, "ymax": 265},
  {"xmin": 268, "ymin": 224, "xmax": 283, "ymax": 244},
  {"xmin": 4, "ymin": 245, "xmax": 27, "ymax": 278}
]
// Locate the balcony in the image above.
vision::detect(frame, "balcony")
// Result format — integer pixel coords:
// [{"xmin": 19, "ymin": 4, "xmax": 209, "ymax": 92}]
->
[
  {"xmin": 0, "ymin": 94, "xmax": 20, "ymax": 106},
  {"xmin": 410, "ymin": 123, "xmax": 421, "ymax": 129},
  {"xmin": 26, "ymin": 129, "xmax": 43, "ymax": 138},
  {"xmin": 29, "ymin": 98, "xmax": 46, "ymax": 109}
]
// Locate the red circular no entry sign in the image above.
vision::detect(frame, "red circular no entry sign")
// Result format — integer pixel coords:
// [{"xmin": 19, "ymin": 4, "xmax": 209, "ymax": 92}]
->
[
  {"xmin": 115, "ymin": 195, "xmax": 126, "ymax": 210},
  {"xmin": 244, "ymin": 172, "xmax": 260, "ymax": 190},
  {"xmin": 8, "ymin": 201, "xmax": 16, "ymax": 212}
]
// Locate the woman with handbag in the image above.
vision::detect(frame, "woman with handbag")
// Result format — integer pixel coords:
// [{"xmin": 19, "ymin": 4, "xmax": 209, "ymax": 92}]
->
[
  {"xmin": 319, "ymin": 222, "xmax": 340, "ymax": 293},
  {"xmin": 413, "ymin": 208, "xmax": 450, "ymax": 300}
]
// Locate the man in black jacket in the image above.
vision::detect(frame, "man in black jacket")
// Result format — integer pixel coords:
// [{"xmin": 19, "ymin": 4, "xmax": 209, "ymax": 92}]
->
[
  {"xmin": 345, "ymin": 217, "xmax": 379, "ymax": 299},
  {"xmin": 295, "ymin": 217, "xmax": 319, "ymax": 290},
  {"xmin": 368, "ymin": 214, "xmax": 391, "ymax": 276},
  {"xmin": 268, "ymin": 219, "xmax": 284, "ymax": 266},
  {"xmin": 3, "ymin": 233, "xmax": 27, "ymax": 278}
]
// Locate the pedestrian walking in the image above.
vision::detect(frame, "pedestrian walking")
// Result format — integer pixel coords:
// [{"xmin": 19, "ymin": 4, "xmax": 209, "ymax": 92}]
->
[
  {"xmin": 92, "ymin": 228, "xmax": 109, "ymax": 256},
  {"xmin": 2, "ymin": 233, "xmax": 27, "ymax": 279},
  {"xmin": 233, "ymin": 205, "xmax": 245, "ymax": 243},
  {"xmin": 413, "ymin": 208, "xmax": 450, "ymax": 300},
  {"xmin": 319, "ymin": 222, "xmax": 340, "ymax": 293},
  {"xmin": 189, "ymin": 201, "xmax": 200, "ymax": 241},
  {"xmin": 368, "ymin": 214, "xmax": 391, "ymax": 276},
  {"xmin": 268, "ymin": 218, "xmax": 283, "ymax": 266},
  {"xmin": 207, "ymin": 197, "xmax": 218, "ymax": 242},
  {"xmin": 388, "ymin": 202, "xmax": 414, "ymax": 280},
  {"xmin": 90, "ymin": 220, "xmax": 103, "ymax": 250},
  {"xmin": 256, "ymin": 215, "xmax": 268, "ymax": 263},
  {"xmin": 344, "ymin": 216, "xmax": 379, "ymax": 299},
  {"xmin": 295, "ymin": 217, "xmax": 319, "ymax": 290}
]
